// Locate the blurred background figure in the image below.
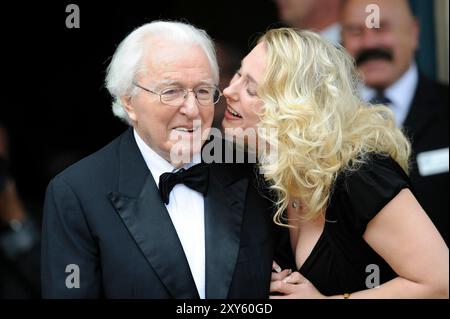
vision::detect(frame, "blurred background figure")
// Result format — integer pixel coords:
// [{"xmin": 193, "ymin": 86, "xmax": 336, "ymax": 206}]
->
[
  {"xmin": 213, "ymin": 41, "xmax": 243, "ymax": 129},
  {"xmin": 341, "ymin": 0, "xmax": 449, "ymax": 243},
  {"xmin": 275, "ymin": 0, "xmax": 343, "ymax": 43},
  {"xmin": 0, "ymin": 124, "xmax": 40, "ymax": 298}
]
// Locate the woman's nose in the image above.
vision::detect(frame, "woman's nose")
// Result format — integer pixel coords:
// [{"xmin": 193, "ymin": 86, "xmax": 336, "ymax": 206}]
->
[{"xmin": 223, "ymin": 84, "xmax": 238, "ymax": 102}]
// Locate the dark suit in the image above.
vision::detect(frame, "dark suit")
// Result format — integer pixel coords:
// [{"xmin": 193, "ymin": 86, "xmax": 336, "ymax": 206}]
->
[
  {"xmin": 42, "ymin": 128, "xmax": 278, "ymax": 298},
  {"xmin": 403, "ymin": 75, "xmax": 449, "ymax": 243}
]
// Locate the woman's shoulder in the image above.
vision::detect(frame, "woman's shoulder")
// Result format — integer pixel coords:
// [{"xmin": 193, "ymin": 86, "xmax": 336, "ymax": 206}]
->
[
  {"xmin": 331, "ymin": 153, "xmax": 412, "ymax": 235},
  {"xmin": 337, "ymin": 153, "xmax": 410, "ymax": 189}
]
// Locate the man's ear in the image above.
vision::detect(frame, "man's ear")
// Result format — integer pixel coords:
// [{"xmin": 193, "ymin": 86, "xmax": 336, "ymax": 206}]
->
[{"xmin": 120, "ymin": 95, "xmax": 137, "ymax": 122}]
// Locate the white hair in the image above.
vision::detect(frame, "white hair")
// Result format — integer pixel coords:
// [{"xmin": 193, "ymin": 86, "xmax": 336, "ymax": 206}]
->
[{"xmin": 105, "ymin": 20, "xmax": 219, "ymax": 124}]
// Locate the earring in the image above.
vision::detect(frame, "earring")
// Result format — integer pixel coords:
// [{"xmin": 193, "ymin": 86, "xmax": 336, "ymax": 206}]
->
[{"xmin": 291, "ymin": 199, "xmax": 300, "ymax": 209}]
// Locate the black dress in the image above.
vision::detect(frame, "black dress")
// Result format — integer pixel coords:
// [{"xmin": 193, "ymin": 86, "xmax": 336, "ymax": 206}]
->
[{"xmin": 298, "ymin": 154, "xmax": 412, "ymax": 296}]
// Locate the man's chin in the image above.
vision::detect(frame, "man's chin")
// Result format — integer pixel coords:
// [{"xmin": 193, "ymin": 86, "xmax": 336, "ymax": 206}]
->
[
  {"xmin": 364, "ymin": 77, "xmax": 395, "ymax": 90},
  {"xmin": 360, "ymin": 68, "xmax": 395, "ymax": 89},
  {"xmin": 168, "ymin": 141, "xmax": 203, "ymax": 166}
]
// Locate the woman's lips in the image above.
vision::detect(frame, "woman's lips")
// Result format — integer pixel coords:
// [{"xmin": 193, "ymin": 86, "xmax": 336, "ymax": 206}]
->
[{"xmin": 224, "ymin": 106, "xmax": 243, "ymax": 120}]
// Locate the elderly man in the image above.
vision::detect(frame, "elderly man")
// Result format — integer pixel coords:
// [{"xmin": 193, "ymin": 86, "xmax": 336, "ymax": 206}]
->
[
  {"xmin": 341, "ymin": 0, "xmax": 449, "ymax": 243},
  {"xmin": 41, "ymin": 21, "xmax": 279, "ymax": 298},
  {"xmin": 275, "ymin": 0, "xmax": 343, "ymax": 44}
]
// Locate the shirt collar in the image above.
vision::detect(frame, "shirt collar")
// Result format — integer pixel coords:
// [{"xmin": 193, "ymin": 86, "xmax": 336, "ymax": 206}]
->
[
  {"xmin": 133, "ymin": 129, "xmax": 201, "ymax": 185},
  {"xmin": 319, "ymin": 23, "xmax": 342, "ymax": 45},
  {"xmin": 385, "ymin": 63, "xmax": 418, "ymax": 114},
  {"xmin": 361, "ymin": 63, "xmax": 419, "ymax": 125}
]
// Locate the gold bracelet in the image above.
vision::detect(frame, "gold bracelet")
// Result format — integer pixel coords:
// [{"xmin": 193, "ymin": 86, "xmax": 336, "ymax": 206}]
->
[{"xmin": 343, "ymin": 293, "xmax": 351, "ymax": 299}]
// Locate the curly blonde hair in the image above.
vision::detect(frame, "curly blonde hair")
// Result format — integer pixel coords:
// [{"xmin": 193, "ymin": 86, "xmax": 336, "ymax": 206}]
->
[{"xmin": 257, "ymin": 28, "xmax": 411, "ymax": 225}]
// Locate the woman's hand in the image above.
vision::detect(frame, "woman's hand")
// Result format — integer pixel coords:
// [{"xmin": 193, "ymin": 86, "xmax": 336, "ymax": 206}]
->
[
  {"xmin": 270, "ymin": 270, "xmax": 325, "ymax": 299},
  {"xmin": 271, "ymin": 261, "xmax": 292, "ymax": 282}
]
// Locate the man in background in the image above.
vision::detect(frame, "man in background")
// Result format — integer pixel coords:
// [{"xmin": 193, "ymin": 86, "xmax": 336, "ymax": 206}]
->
[
  {"xmin": 275, "ymin": 0, "xmax": 343, "ymax": 44},
  {"xmin": 341, "ymin": 0, "xmax": 449, "ymax": 243}
]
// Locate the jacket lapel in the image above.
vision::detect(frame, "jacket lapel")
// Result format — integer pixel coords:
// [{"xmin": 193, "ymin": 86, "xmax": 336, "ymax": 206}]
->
[
  {"xmin": 108, "ymin": 129, "xmax": 199, "ymax": 299},
  {"xmin": 204, "ymin": 163, "xmax": 248, "ymax": 299},
  {"xmin": 403, "ymin": 75, "xmax": 440, "ymax": 144}
]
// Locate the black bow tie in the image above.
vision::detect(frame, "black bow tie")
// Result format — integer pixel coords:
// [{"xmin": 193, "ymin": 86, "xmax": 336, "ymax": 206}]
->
[{"xmin": 158, "ymin": 163, "xmax": 209, "ymax": 204}]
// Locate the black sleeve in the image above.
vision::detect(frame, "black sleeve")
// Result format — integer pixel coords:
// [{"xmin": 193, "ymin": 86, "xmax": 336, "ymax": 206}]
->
[
  {"xmin": 342, "ymin": 155, "xmax": 412, "ymax": 236},
  {"xmin": 41, "ymin": 176, "xmax": 102, "ymax": 298}
]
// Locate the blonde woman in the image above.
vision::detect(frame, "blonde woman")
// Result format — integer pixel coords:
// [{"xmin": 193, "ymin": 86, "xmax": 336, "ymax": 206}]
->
[{"xmin": 222, "ymin": 28, "xmax": 448, "ymax": 299}]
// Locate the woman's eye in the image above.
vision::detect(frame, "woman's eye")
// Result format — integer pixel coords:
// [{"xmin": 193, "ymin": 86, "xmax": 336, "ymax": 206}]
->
[{"xmin": 247, "ymin": 89, "xmax": 257, "ymax": 97}]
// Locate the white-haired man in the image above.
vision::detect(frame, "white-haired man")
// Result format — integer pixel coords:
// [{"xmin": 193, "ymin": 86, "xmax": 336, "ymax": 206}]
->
[{"xmin": 41, "ymin": 21, "xmax": 285, "ymax": 298}]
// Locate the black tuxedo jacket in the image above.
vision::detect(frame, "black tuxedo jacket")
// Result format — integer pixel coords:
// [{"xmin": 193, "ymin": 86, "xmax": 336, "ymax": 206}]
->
[
  {"xmin": 403, "ymin": 75, "xmax": 449, "ymax": 243},
  {"xmin": 42, "ymin": 128, "xmax": 280, "ymax": 298}
]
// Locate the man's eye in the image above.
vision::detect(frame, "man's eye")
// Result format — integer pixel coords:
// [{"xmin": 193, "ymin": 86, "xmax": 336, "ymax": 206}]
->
[
  {"xmin": 162, "ymin": 88, "xmax": 181, "ymax": 96},
  {"xmin": 377, "ymin": 22, "xmax": 390, "ymax": 32},
  {"xmin": 196, "ymin": 87, "xmax": 213, "ymax": 95}
]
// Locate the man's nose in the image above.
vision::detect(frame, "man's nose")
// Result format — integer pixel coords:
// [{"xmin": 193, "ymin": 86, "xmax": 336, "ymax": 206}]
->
[
  {"xmin": 360, "ymin": 29, "xmax": 381, "ymax": 48},
  {"xmin": 179, "ymin": 91, "xmax": 200, "ymax": 118}
]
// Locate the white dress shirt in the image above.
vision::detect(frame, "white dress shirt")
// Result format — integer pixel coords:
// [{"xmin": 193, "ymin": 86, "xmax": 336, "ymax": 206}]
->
[
  {"xmin": 320, "ymin": 23, "xmax": 342, "ymax": 45},
  {"xmin": 133, "ymin": 130, "xmax": 206, "ymax": 299},
  {"xmin": 361, "ymin": 63, "xmax": 419, "ymax": 127}
]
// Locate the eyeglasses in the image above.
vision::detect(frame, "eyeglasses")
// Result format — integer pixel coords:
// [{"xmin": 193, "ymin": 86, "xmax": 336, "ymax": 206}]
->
[{"xmin": 133, "ymin": 82, "xmax": 222, "ymax": 107}]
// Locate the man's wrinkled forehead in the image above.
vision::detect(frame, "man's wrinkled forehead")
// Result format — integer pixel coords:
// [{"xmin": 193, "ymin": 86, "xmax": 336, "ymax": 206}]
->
[
  {"xmin": 341, "ymin": 0, "xmax": 415, "ymax": 24},
  {"xmin": 139, "ymin": 39, "xmax": 213, "ymax": 82}
]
